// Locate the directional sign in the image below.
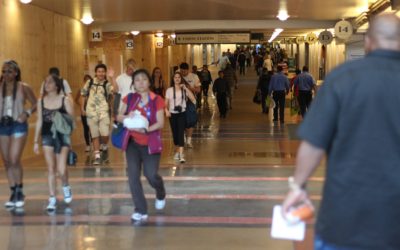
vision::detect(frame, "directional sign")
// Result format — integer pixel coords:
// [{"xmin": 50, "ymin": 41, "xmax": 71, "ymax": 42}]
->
[
  {"xmin": 91, "ymin": 29, "xmax": 102, "ymax": 42},
  {"xmin": 125, "ymin": 39, "xmax": 134, "ymax": 49},
  {"xmin": 318, "ymin": 31, "xmax": 334, "ymax": 45},
  {"xmin": 335, "ymin": 20, "xmax": 353, "ymax": 40},
  {"xmin": 305, "ymin": 33, "xmax": 318, "ymax": 44}
]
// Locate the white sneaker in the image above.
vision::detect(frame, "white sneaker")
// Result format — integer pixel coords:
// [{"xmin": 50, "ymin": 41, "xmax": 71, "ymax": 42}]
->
[
  {"xmin": 173, "ymin": 153, "xmax": 180, "ymax": 160},
  {"xmin": 63, "ymin": 186, "xmax": 72, "ymax": 204},
  {"xmin": 179, "ymin": 154, "xmax": 186, "ymax": 163},
  {"xmin": 155, "ymin": 199, "xmax": 166, "ymax": 210},
  {"xmin": 131, "ymin": 212, "xmax": 148, "ymax": 221},
  {"xmin": 46, "ymin": 196, "xmax": 57, "ymax": 211}
]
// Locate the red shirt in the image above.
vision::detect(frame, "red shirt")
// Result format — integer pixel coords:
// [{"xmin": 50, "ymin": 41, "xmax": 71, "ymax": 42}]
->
[{"xmin": 122, "ymin": 93, "xmax": 165, "ymax": 145}]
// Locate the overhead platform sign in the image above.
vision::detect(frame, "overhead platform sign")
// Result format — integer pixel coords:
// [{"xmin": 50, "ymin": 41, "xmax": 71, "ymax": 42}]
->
[{"xmin": 176, "ymin": 33, "xmax": 250, "ymax": 44}]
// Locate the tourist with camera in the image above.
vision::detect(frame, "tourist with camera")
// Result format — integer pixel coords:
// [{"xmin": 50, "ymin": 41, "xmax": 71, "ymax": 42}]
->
[
  {"xmin": 0, "ymin": 60, "xmax": 37, "ymax": 208},
  {"xmin": 165, "ymin": 72, "xmax": 196, "ymax": 163}
]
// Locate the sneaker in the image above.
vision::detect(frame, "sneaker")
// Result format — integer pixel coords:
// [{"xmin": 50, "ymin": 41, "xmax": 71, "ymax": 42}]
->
[
  {"xmin": 155, "ymin": 199, "xmax": 166, "ymax": 210},
  {"xmin": 179, "ymin": 154, "xmax": 186, "ymax": 163},
  {"xmin": 93, "ymin": 156, "xmax": 101, "ymax": 166},
  {"xmin": 85, "ymin": 145, "xmax": 91, "ymax": 152},
  {"xmin": 15, "ymin": 191, "xmax": 25, "ymax": 208},
  {"xmin": 63, "ymin": 186, "xmax": 72, "ymax": 204},
  {"xmin": 131, "ymin": 212, "xmax": 148, "ymax": 221},
  {"xmin": 173, "ymin": 153, "xmax": 180, "ymax": 160},
  {"xmin": 46, "ymin": 196, "xmax": 57, "ymax": 211},
  {"xmin": 4, "ymin": 191, "xmax": 16, "ymax": 208}
]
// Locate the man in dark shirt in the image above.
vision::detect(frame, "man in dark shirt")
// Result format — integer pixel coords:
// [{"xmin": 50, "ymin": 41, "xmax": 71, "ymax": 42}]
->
[
  {"xmin": 200, "ymin": 65, "xmax": 212, "ymax": 97},
  {"xmin": 282, "ymin": 13, "xmax": 400, "ymax": 250},
  {"xmin": 213, "ymin": 71, "xmax": 230, "ymax": 118},
  {"xmin": 294, "ymin": 66, "xmax": 316, "ymax": 117},
  {"xmin": 257, "ymin": 68, "xmax": 273, "ymax": 114},
  {"xmin": 268, "ymin": 66, "xmax": 290, "ymax": 123},
  {"xmin": 237, "ymin": 50, "xmax": 247, "ymax": 76}
]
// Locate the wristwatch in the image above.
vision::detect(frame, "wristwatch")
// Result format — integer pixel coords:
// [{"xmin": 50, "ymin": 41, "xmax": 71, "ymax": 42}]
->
[{"xmin": 288, "ymin": 176, "xmax": 305, "ymax": 192}]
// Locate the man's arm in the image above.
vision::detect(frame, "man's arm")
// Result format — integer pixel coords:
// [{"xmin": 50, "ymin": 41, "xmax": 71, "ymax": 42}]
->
[{"xmin": 282, "ymin": 141, "xmax": 325, "ymax": 214}]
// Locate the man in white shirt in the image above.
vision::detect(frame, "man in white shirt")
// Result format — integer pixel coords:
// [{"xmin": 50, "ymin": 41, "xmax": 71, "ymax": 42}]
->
[
  {"xmin": 179, "ymin": 63, "xmax": 201, "ymax": 148},
  {"xmin": 40, "ymin": 67, "xmax": 73, "ymax": 101},
  {"xmin": 215, "ymin": 52, "xmax": 230, "ymax": 71},
  {"xmin": 263, "ymin": 55, "xmax": 274, "ymax": 72},
  {"xmin": 114, "ymin": 59, "xmax": 136, "ymax": 113}
]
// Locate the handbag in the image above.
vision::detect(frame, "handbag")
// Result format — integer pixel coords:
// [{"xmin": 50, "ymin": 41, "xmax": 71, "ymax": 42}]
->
[
  {"xmin": 111, "ymin": 93, "xmax": 136, "ymax": 149},
  {"xmin": 253, "ymin": 90, "xmax": 262, "ymax": 104},
  {"xmin": 67, "ymin": 149, "xmax": 77, "ymax": 166},
  {"xmin": 185, "ymin": 99, "xmax": 198, "ymax": 128}
]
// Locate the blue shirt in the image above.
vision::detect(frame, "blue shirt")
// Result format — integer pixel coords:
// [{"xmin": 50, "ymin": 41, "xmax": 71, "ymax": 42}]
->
[
  {"xmin": 268, "ymin": 72, "xmax": 290, "ymax": 94},
  {"xmin": 294, "ymin": 72, "xmax": 315, "ymax": 91}
]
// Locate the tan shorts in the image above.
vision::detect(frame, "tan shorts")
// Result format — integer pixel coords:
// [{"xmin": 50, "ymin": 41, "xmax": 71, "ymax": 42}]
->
[{"xmin": 87, "ymin": 112, "xmax": 110, "ymax": 138}]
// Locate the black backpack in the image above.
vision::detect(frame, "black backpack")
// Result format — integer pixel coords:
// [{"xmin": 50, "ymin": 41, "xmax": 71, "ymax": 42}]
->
[{"xmin": 86, "ymin": 79, "xmax": 110, "ymax": 101}]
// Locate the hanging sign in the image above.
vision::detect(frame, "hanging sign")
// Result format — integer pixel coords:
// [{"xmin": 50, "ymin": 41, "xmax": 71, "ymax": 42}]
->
[
  {"xmin": 334, "ymin": 20, "xmax": 353, "ymax": 40},
  {"xmin": 176, "ymin": 33, "xmax": 250, "ymax": 44},
  {"xmin": 91, "ymin": 29, "xmax": 102, "ymax": 42},
  {"xmin": 305, "ymin": 33, "xmax": 318, "ymax": 44},
  {"xmin": 296, "ymin": 36, "xmax": 305, "ymax": 44},
  {"xmin": 318, "ymin": 31, "xmax": 334, "ymax": 45},
  {"xmin": 125, "ymin": 39, "xmax": 134, "ymax": 49},
  {"xmin": 155, "ymin": 37, "xmax": 164, "ymax": 48}
]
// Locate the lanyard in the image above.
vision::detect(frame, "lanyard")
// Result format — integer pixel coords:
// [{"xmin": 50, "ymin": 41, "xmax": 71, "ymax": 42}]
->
[{"xmin": 139, "ymin": 93, "xmax": 151, "ymax": 120}]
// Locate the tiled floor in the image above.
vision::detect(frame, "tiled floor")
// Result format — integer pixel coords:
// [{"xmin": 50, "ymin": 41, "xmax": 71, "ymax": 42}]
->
[{"xmin": 1, "ymin": 67, "xmax": 323, "ymax": 250}]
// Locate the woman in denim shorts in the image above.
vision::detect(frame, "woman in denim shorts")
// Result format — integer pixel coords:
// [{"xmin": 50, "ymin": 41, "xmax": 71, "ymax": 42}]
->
[
  {"xmin": 34, "ymin": 75, "xmax": 74, "ymax": 212},
  {"xmin": 0, "ymin": 60, "xmax": 37, "ymax": 208}
]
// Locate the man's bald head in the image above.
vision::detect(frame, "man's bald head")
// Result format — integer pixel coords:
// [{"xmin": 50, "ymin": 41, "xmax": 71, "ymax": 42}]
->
[{"xmin": 365, "ymin": 13, "xmax": 400, "ymax": 52}]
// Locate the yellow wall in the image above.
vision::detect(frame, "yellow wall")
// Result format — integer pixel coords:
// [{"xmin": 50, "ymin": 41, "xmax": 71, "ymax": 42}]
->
[{"xmin": 0, "ymin": 0, "xmax": 88, "ymax": 160}]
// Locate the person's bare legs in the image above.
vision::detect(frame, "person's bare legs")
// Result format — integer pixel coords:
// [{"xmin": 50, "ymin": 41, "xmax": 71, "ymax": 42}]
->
[
  {"xmin": 185, "ymin": 128, "xmax": 194, "ymax": 148},
  {"xmin": 55, "ymin": 147, "xmax": 69, "ymax": 186},
  {"xmin": 43, "ymin": 146, "xmax": 57, "ymax": 197},
  {"xmin": 0, "ymin": 136, "xmax": 13, "ymax": 187}
]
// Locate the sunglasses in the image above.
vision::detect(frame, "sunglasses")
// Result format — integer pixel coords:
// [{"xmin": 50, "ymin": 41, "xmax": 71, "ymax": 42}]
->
[{"xmin": 1, "ymin": 70, "xmax": 13, "ymax": 74}]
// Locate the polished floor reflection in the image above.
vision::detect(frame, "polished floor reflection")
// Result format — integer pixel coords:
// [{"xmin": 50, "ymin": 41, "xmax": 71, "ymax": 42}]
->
[{"xmin": 2, "ymin": 68, "xmax": 323, "ymax": 249}]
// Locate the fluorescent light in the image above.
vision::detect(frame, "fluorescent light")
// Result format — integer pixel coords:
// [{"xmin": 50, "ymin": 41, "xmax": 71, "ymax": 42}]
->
[
  {"xmin": 277, "ymin": 10, "xmax": 290, "ymax": 21},
  {"xmin": 170, "ymin": 33, "xmax": 176, "ymax": 39},
  {"xmin": 20, "ymin": 0, "xmax": 32, "ymax": 3},
  {"xmin": 131, "ymin": 31, "xmax": 140, "ymax": 36},
  {"xmin": 268, "ymin": 28, "xmax": 284, "ymax": 43},
  {"xmin": 81, "ymin": 14, "xmax": 94, "ymax": 25},
  {"xmin": 156, "ymin": 32, "xmax": 164, "ymax": 37}
]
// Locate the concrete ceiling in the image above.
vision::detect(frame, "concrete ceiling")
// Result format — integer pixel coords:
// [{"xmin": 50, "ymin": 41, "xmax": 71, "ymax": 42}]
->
[{"xmin": 29, "ymin": 0, "xmax": 380, "ymax": 36}]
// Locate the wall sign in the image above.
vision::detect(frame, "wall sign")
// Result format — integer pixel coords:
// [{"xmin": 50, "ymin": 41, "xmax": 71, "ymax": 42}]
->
[
  {"xmin": 176, "ymin": 33, "xmax": 250, "ymax": 44},
  {"xmin": 334, "ymin": 20, "xmax": 353, "ymax": 40},
  {"xmin": 318, "ymin": 31, "xmax": 334, "ymax": 45},
  {"xmin": 305, "ymin": 33, "xmax": 318, "ymax": 44},
  {"xmin": 125, "ymin": 39, "xmax": 134, "ymax": 49},
  {"xmin": 155, "ymin": 37, "xmax": 164, "ymax": 48},
  {"xmin": 91, "ymin": 29, "xmax": 102, "ymax": 42}
]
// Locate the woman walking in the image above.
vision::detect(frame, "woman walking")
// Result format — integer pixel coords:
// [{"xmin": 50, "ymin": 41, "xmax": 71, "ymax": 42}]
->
[
  {"xmin": 116, "ymin": 69, "xmax": 166, "ymax": 221},
  {"xmin": 151, "ymin": 67, "xmax": 165, "ymax": 98},
  {"xmin": 164, "ymin": 72, "xmax": 196, "ymax": 163},
  {"xmin": 34, "ymin": 75, "xmax": 74, "ymax": 211},
  {"xmin": 0, "ymin": 60, "xmax": 37, "ymax": 208},
  {"xmin": 75, "ymin": 74, "xmax": 92, "ymax": 152}
]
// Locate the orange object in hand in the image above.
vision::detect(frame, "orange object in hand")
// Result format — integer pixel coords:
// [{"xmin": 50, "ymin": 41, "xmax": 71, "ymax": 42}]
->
[{"xmin": 286, "ymin": 203, "xmax": 314, "ymax": 224}]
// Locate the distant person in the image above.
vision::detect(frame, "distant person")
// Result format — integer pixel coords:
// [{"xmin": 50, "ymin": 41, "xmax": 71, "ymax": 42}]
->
[
  {"xmin": 282, "ymin": 13, "xmax": 400, "ymax": 250},
  {"xmin": 75, "ymin": 74, "xmax": 93, "ymax": 152},
  {"xmin": 223, "ymin": 64, "xmax": 237, "ymax": 110},
  {"xmin": 80, "ymin": 64, "xmax": 114, "ymax": 165},
  {"xmin": 40, "ymin": 67, "xmax": 73, "ymax": 101},
  {"xmin": 165, "ymin": 72, "xmax": 196, "ymax": 163},
  {"xmin": 268, "ymin": 66, "xmax": 289, "ymax": 123},
  {"xmin": 294, "ymin": 66, "xmax": 316, "ymax": 117},
  {"xmin": 115, "ymin": 59, "xmax": 136, "ymax": 112},
  {"xmin": 116, "ymin": 69, "xmax": 166, "ymax": 222},
  {"xmin": 192, "ymin": 65, "xmax": 202, "ymax": 108},
  {"xmin": 199, "ymin": 65, "xmax": 212, "ymax": 97},
  {"xmin": 179, "ymin": 63, "xmax": 200, "ymax": 148},
  {"xmin": 34, "ymin": 75, "xmax": 74, "ymax": 212},
  {"xmin": 213, "ymin": 71, "xmax": 230, "ymax": 118},
  {"xmin": 0, "ymin": 60, "xmax": 37, "ymax": 208},
  {"xmin": 263, "ymin": 55, "xmax": 274, "ymax": 72},
  {"xmin": 151, "ymin": 67, "xmax": 166, "ymax": 98},
  {"xmin": 245, "ymin": 49, "xmax": 252, "ymax": 67},
  {"xmin": 257, "ymin": 69, "xmax": 273, "ymax": 114},
  {"xmin": 237, "ymin": 50, "xmax": 247, "ymax": 76},
  {"xmin": 216, "ymin": 52, "xmax": 231, "ymax": 71},
  {"xmin": 290, "ymin": 69, "xmax": 301, "ymax": 115}
]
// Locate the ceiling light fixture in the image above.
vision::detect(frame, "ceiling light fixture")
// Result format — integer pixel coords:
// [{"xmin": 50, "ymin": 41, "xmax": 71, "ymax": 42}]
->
[
  {"xmin": 268, "ymin": 28, "xmax": 284, "ymax": 43},
  {"xmin": 131, "ymin": 31, "xmax": 140, "ymax": 36},
  {"xmin": 20, "ymin": 0, "xmax": 32, "ymax": 3},
  {"xmin": 170, "ymin": 33, "xmax": 176, "ymax": 39},
  {"xmin": 156, "ymin": 32, "xmax": 164, "ymax": 37},
  {"xmin": 81, "ymin": 14, "xmax": 94, "ymax": 25},
  {"xmin": 277, "ymin": 10, "xmax": 290, "ymax": 21}
]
